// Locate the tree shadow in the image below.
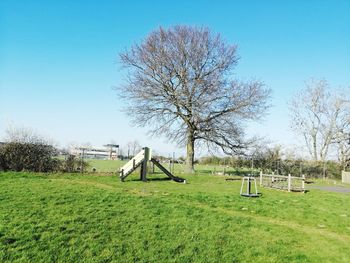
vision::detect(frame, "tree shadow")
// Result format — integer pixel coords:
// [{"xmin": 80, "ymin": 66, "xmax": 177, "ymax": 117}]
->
[{"xmin": 128, "ymin": 177, "xmax": 171, "ymax": 182}]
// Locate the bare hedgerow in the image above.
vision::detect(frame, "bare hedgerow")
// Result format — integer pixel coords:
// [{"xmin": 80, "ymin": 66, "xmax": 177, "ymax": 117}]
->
[{"xmin": 0, "ymin": 127, "xmax": 59, "ymax": 172}]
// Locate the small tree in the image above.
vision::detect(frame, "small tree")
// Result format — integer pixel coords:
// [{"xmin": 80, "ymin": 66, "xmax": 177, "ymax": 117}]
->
[
  {"xmin": 62, "ymin": 154, "xmax": 89, "ymax": 173},
  {"xmin": 63, "ymin": 154, "xmax": 77, "ymax": 173},
  {"xmin": 118, "ymin": 26, "xmax": 271, "ymax": 172}
]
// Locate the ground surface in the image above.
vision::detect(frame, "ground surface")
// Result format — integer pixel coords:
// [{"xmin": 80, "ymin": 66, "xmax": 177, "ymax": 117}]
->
[
  {"xmin": 1, "ymin": 171, "xmax": 350, "ymax": 262},
  {"xmin": 307, "ymin": 186, "xmax": 350, "ymax": 194}
]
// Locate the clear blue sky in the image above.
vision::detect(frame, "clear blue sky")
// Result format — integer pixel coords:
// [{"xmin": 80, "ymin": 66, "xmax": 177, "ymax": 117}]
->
[{"xmin": 1, "ymin": 0, "xmax": 349, "ymax": 156}]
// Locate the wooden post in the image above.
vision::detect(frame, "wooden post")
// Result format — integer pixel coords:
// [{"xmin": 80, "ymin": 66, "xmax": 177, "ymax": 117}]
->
[
  {"xmin": 260, "ymin": 171, "xmax": 263, "ymax": 186},
  {"xmin": 246, "ymin": 177, "xmax": 249, "ymax": 194},
  {"xmin": 288, "ymin": 174, "xmax": 291, "ymax": 192},
  {"xmin": 140, "ymin": 148, "xmax": 150, "ymax": 182},
  {"xmin": 302, "ymin": 174, "xmax": 305, "ymax": 191},
  {"xmin": 120, "ymin": 169, "xmax": 124, "ymax": 182},
  {"xmin": 140, "ymin": 158, "xmax": 147, "ymax": 182},
  {"xmin": 143, "ymin": 147, "xmax": 151, "ymax": 161}
]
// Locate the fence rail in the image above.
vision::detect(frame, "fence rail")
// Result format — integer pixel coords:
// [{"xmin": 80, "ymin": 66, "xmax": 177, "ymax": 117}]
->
[{"xmin": 260, "ymin": 172, "xmax": 306, "ymax": 192}]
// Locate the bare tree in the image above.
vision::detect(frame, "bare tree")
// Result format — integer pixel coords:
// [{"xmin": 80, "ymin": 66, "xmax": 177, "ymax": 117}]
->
[
  {"xmin": 332, "ymin": 91, "xmax": 350, "ymax": 169},
  {"xmin": 290, "ymin": 79, "xmax": 350, "ymax": 167},
  {"xmin": 126, "ymin": 140, "xmax": 142, "ymax": 158},
  {"xmin": 118, "ymin": 146, "xmax": 124, "ymax": 159},
  {"xmin": 335, "ymin": 130, "xmax": 350, "ymax": 170},
  {"xmin": 5, "ymin": 126, "xmax": 52, "ymax": 145},
  {"xmin": 118, "ymin": 26, "xmax": 271, "ymax": 172}
]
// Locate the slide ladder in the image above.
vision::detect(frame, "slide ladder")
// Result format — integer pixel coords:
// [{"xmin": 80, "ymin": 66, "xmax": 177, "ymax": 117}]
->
[{"xmin": 119, "ymin": 148, "xmax": 148, "ymax": 181}]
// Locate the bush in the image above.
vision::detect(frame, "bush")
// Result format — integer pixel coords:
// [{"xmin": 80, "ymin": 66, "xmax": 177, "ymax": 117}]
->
[
  {"xmin": 62, "ymin": 154, "xmax": 89, "ymax": 173},
  {"xmin": 0, "ymin": 142, "xmax": 91, "ymax": 173},
  {"xmin": 0, "ymin": 147, "xmax": 8, "ymax": 171},
  {"xmin": 0, "ymin": 142, "xmax": 60, "ymax": 172}
]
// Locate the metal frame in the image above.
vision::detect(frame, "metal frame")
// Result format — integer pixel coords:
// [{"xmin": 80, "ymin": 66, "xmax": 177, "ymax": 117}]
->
[{"xmin": 240, "ymin": 176, "xmax": 260, "ymax": 197}]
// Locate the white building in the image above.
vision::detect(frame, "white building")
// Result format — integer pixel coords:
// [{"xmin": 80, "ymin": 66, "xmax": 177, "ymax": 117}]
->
[{"xmin": 70, "ymin": 146, "xmax": 118, "ymax": 160}]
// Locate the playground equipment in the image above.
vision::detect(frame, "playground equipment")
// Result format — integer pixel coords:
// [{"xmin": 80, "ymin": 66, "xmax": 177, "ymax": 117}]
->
[
  {"xmin": 240, "ymin": 176, "xmax": 261, "ymax": 197},
  {"xmin": 259, "ymin": 171, "xmax": 306, "ymax": 192},
  {"xmin": 119, "ymin": 147, "xmax": 186, "ymax": 183}
]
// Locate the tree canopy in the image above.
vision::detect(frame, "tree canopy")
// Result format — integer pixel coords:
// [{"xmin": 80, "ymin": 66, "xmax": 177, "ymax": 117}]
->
[{"xmin": 118, "ymin": 26, "xmax": 271, "ymax": 172}]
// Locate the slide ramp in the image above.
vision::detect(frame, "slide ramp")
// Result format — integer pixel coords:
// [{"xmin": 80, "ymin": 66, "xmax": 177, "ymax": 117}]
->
[{"xmin": 150, "ymin": 158, "xmax": 186, "ymax": 183}]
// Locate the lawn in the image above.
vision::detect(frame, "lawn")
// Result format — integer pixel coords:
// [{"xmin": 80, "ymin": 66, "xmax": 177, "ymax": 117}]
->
[
  {"xmin": 1, "ymin": 171, "xmax": 350, "ymax": 262},
  {"xmin": 86, "ymin": 158, "xmax": 259, "ymax": 176},
  {"xmin": 87, "ymin": 159, "xmax": 125, "ymax": 173}
]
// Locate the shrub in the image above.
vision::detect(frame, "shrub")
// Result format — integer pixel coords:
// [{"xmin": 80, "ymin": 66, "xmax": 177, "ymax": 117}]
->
[
  {"xmin": 0, "ymin": 146, "xmax": 8, "ymax": 171},
  {"xmin": 0, "ymin": 142, "xmax": 60, "ymax": 172},
  {"xmin": 62, "ymin": 154, "xmax": 89, "ymax": 173}
]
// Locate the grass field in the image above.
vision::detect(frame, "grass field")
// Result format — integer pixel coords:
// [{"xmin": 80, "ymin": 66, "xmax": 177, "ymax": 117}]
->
[
  {"xmin": 86, "ymin": 159, "xmax": 258, "ymax": 176},
  {"xmin": 87, "ymin": 159, "xmax": 125, "ymax": 173},
  {"xmin": 1, "ymin": 171, "xmax": 350, "ymax": 262}
]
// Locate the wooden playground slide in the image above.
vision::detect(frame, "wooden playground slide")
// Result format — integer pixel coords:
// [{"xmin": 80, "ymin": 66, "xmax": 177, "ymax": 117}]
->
[{"xmin": 119, "ymin": 148, "xmax": 186, "ymax": 183}]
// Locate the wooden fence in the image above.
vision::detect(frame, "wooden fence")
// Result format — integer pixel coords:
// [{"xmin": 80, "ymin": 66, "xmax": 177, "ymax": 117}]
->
[
  {"xmin": 259, "ymin": 171, "xmax": 306, "ymax": 192},
  {"xmin": 342, "ymin": 171, "xmax": 350, "ymax": 183}
]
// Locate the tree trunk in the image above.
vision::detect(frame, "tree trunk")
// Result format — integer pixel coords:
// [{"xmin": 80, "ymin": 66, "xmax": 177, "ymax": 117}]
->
[
  {"xmin": 322, "ymin": 161, "xmax": 326, "ymax": 179},
  {"xmin": 312, "ymin": 134, "xmax": 318, "ymax": 161},
  {"xmin": 185, "ymin": 130, "xmax": 195, "ymax": 173}
]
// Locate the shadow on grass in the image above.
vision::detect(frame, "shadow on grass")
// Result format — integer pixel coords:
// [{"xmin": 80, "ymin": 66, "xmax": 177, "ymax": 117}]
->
[
  {"xmin": 197, "ymin": 169, "xmax": 259, "ymax": 177},
  {"xmin": 227, "ymin": 171, "xmax": 260, "ymax": 176},
  {"xmin": 129, "ymin": 177, "xmax": 172, "ymax": 182}
]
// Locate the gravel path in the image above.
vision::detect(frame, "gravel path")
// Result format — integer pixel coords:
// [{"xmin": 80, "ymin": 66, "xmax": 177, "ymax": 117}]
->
[{"xmin": 307, "ymin": 185, "xmax": 350, "ymax": 194}]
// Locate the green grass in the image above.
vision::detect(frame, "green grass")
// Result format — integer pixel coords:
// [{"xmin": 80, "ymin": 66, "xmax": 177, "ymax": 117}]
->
[
  {"xmin": 86, "ymin": 158, "xmax": 258, "ymax": 176},
  {"xmin": 87, "ymin": 159, "xmax": 125, "ymax": 173},
  {"xmin": 1, "ymin": 171, "xmax": 350, "ymax": 262}
]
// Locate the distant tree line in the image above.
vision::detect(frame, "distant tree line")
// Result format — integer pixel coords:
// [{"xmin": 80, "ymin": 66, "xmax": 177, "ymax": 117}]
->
[
  {"xmin": 0, "ymin": 126, "xmax": 346, "ymax": 178},
  {"xmin": 198, "ymin": 146, "xmax": 344, "ymax": 179}
]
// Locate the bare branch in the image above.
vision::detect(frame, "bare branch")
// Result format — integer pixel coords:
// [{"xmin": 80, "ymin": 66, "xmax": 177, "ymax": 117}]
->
[{"xmin": 117, "ymin": 26, "xmax": 270, "ymax": 171}]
